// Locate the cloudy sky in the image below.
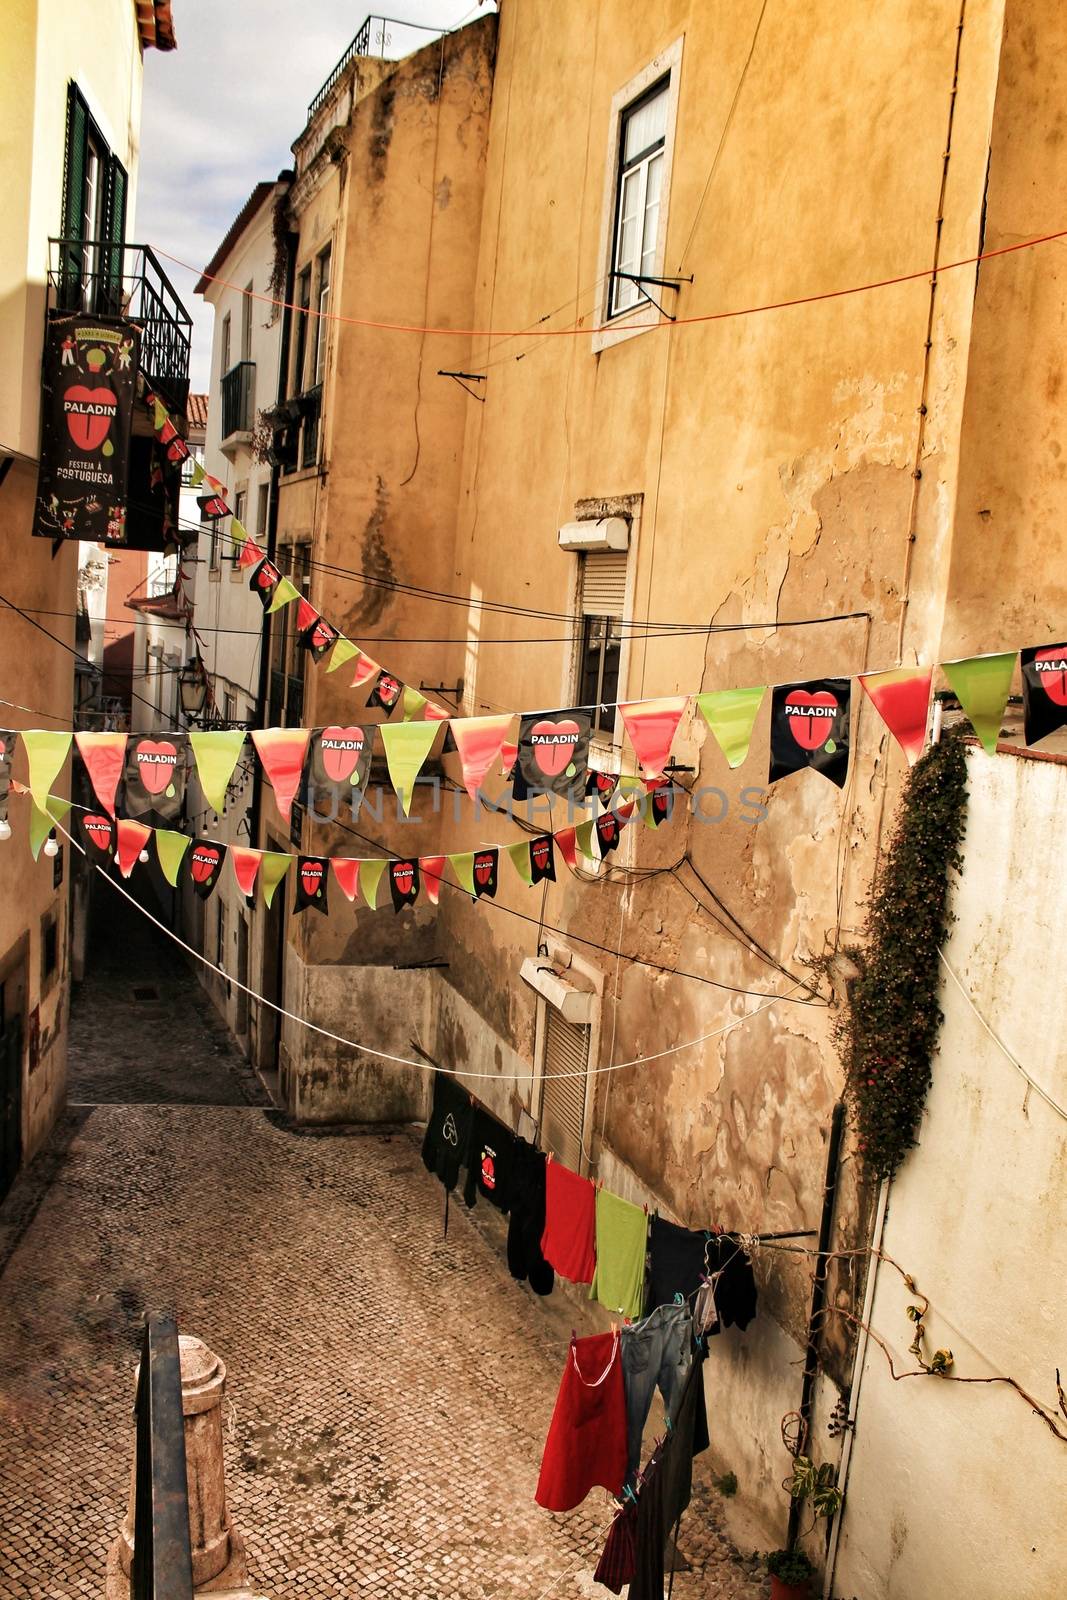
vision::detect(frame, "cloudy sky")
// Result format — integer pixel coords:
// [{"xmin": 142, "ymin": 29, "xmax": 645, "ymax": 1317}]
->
[{"xmin": 139, "ymin": 1, "xmax": 493, "ymax": 391}]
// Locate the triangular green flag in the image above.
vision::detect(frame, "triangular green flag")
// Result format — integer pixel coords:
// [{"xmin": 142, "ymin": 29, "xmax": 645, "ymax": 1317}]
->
[
  {"xmin": 152, "ymin": 395, "xmax": 167, "ymax": 430},
  {"xmin": 326, "ymin": 636, "xmax": 359, "ymax": 675},
  {"xmin": 189, "ymin": 457, "xmax": 206, "ymax": 486},
  {"xmin": 380, "ymin": 722, "xmax": 439, "ymax": 814},
  {"xmin": 267, "ymin": 576, "xmax": 301, "ymax": 615},
  {"xmin": 360, "ymin": 858, "xmax": 386, "ymax": 910},
  {"xmin": 21, "ymin": 730, "xmax": 72, "ymax": 812},
  {"xmin": 229, "ymin": 517, "xmax": 248, "ymax": 549},
  {"xmin": 189, "ymin": 729, "xmax": 247, "ymax": 813},
  {"xmin": 155, "ymin": 830, "xmax": 190, "ymax": 886},
  {"xmin": 575, "ymin": 817, "xmax": 598, "ymax": 860},
  {"xmin": 695, "ymin": 687, "xmax": 766, "ymax": 769},
  {"xmin": 507, "ymin": 840, "xmax": 533, "ymax": 886},
  {"xmin": 260, "ymin": 852, "xmax": 292, "ymax": 909},
  {"xmin": 450, "ymin": 852, "xmax": 476, "ymax": 896},
  {"xmin": 942, "ymin": 652, "xmax": 1016, "ymax": 755},
  {"xmin": 401, "ymin": 685, "xmax": 428, "ymax": 722},
  {"xmin": 30, "ymin": 796, "xmax": 71, "ymax": 860}
]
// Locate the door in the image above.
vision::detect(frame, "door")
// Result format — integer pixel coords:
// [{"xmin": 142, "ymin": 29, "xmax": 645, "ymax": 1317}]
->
[
  {"xmin": 0, "ymin": 1013, "xmax": 23, "ymax": 1202},
  {"xmin": 236, "ymin": 914, "xmax": 249, "ymax": 1039},
  {"xmin": 258, "ymin": 874, "xmax": 286, "ymax": 1074}
]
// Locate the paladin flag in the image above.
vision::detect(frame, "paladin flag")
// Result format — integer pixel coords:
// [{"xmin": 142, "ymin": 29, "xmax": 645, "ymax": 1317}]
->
[
  {"xmin": 471, "ymin": 848, "xmax": 499, "ymax": 900},
  {"xmin": 250, "ymin": 557, "xmax": 283, "ymax": 608},
  {"xmin": 595, "ymin": 810, "xmax": 623, "ymax": 857},
  {"xmin": 367, "ymin": 669, "xmax": 403, "ymax": 714},
  {"xmin": 295, "ymin": 855, "xmax": 329, "ymax": 915},
  {"xmin": 34, "ymin": 315, "xmax": 141, "ymax": 544},
  {"xmin": 769, "ymin": 679, "xmax": 852, "ymax": 788},
  {"xmin": 515, "ymin": 708, "xmax": 592, "ymax": 800},
  {"xmin": 80, "ymin": 811, "xmax": 117, "ymax": 864},
  {"xmin": 302, "ymin": 613, "xmax": 339, "ymax": 662},
  {"xmin": 586, "ymin": 768, "xmax": 619, "ymax": 806},
  {"xmin": 529, "ymin": 833, "xmax": 556, "ymax": 885},
  {"xmin": 310, "ymin": 726, "xmax": 373, "ymax": 807},
  {"xmin": 124, "ymin": 733, "xmax": 187, "ymax": 822},
  {"xmin": 389, "ymin": 857, "xmax": 421, "ymax": 912},
  {"xmin": 1021, "ymin": 644, "xmax": 1067, "ymax": 747},
  {"xmin": 188, "ymin": 838, "xmax": 227, "ymax": 900}
]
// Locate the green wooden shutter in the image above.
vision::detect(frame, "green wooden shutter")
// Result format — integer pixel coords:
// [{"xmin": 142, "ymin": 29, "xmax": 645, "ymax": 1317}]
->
[
  {"xmin": 101, "ymin": 157, "xmax": 127, "ymax": 312},
  {"xmin": 60, "ymin": 84, "xmax": 88, "ymax": 302}
]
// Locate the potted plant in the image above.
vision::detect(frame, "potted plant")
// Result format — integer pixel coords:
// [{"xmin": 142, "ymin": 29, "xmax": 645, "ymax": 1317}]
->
[{"xmin": 764, "ymin": 1547, "xmax": 816, "ymax": 1600}]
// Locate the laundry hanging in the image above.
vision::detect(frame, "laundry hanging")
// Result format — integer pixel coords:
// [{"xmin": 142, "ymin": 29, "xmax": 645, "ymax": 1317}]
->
[
  {"xmin": 541, "ymin": 1159, "xmax": 597, "ymax": 1285},
  {"xmin": 620, "ymin": 1303, "xmax": 693, "ymax": 1481},
  {"xmin": 506, "ymin": 1137, "xmax": 554, "ymax": 1296},
  {"xmin": 590, "ymin": 1188, "xmax": 648, "ymax": 1321},
  {"xmin": 535, "ymin": 1330, "xmax": 628, "ymax": 1513}
]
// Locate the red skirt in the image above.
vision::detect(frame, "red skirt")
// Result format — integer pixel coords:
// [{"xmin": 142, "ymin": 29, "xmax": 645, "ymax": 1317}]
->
[{"xmin": 535, "ymin": 1331, "xmax": 627, "ymax": 1512}]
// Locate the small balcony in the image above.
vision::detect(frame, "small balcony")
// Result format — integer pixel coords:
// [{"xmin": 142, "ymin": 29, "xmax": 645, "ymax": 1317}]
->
[
  {"xmin": 220, "ymin": 360, "xmax": 256, "ymax": 453},
  {"xmin": 47, "ymin": 238, "xmax": 192, "ymax": 410}
]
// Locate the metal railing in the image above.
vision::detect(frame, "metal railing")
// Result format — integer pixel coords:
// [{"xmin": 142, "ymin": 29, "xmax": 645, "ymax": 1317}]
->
[
  {"xmin": 307, "ymin": 13, "xmax": 444, "ymax": 119},
  {"xmin": 131, "ymin": 1315, "xmax": 194, "ymax": 1600},
  {"xmin": 221, "ymin": 360, "xmax": 256, "ymax": 439},
  {"xmin": 47, "ymin": 238, "xmax": 192, "ymax": 408}
]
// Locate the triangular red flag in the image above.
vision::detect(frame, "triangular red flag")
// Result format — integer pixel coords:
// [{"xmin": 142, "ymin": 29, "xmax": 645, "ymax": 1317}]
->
[
  {"xmin": 619, "ymin": 697, "xmax": 687, "ymax": 780},
  {"xmin": 238, "ymin": 537, "xmax": 265, "ymax": 570},
  {"xmin": 251, "ymin": 728, "xmax": 311, "ymax": 824},
  {"xmin": 330, "ymin": 857, "xmax": 362, "ymax": 903},
  {"xmin": 115, "ymin": 819, "xmax": 152, "ymax": 878},
  {"xmin": 295, "ymin": 598, "xmax": 319, "ymax": 635},
  {"xmin": 450, "ymin": 715, "xmax": 514, "ymax": 801},
  {"xmin": 420, "ymin": 855, "xmax": 446, "ymax": 905},
  {"xmin": 230, "ymin": 846, "xmax": 263, "ymax": 900},
  {"xmin": 554, "ymin": 825, "xmax": 577, "ymax": 870},
  {"xmin": 74, "ymin": 731, "xmax": 127, "ymax": 817},
  {"xmin": 859, "ymin": 668, "xmax": 932, "ymax": 766}
]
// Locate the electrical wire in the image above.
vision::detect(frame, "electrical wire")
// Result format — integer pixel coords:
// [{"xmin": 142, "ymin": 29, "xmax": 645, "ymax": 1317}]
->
[
  {"xmin": 52, "ymin": 812, "xmax": 807, "ymax": 1081},
  {"xmin": 153, "ymin": 223, "xmax": 1067, "ymax": 340},
  {"xmin": 938, "ymin": 950, "xmax": 1067, "ymax": 1120}
]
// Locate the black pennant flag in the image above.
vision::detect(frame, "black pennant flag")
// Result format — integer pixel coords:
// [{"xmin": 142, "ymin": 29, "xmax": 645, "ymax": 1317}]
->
[
  {"xmin": 472, "ymin": 848, "xmax": 499, "ymax": 900},
  {"xmin": 295, "ymin": 855, "xmax": 329, "ymax": 915},
  {"xmin": 769, "ymin": 679, "xmax": 851, "ymax": 788},
  {"xmin": 389, "ymin": 857, "xmax": 421, "ymax": 912},
  {"xmin": 1021, "ymin": 644, "xmax": 1067, "ymax": 747},
  {"xmin": 188, "ymin": 838, "xmax": 227, "ymax": 899}
]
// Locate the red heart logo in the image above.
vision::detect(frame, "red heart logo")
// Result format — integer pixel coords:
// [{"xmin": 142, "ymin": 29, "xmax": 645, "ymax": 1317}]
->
[
  {"xmin": 191, "ymin": 845, "xmax": 220, "ymax": 884},
  {"xmin": 531, "ymin": 840, "xmax": 550, "ymax": 868},
  {"xmin": 64, "ymin": 384, "xmax": 117, "ymax": 452},
  {"xmin": 301, "ymin": 860, "xmax": 323, "ymax": 894},
  {"xmin": 136, "ymin": 739, "xmax": 177, "ymax": 794},
  {"xmin": 474, "ymin": 851, "xmax": 495, "ymax": 886},
  {"xmin": 530, "ymin": 718, "xmax": 580, "ymax": 776},
  {"xmin": 784, "ymin": 691, "xmax": 838, "ymax": 750},
  {"xmin": 598, "ymin": 817, "xmax": 618, "ymax": 846},
  {"xmin": 1034, "ymin": 647, "xmax": 1067, "ymax": 706},
  {"xmin": 320, "ymin": 727, "xmax": 364, "ymax": 783},
  {"xmin": 84, "ymin": 814, "xmax": 112, "ymax": 850},
  {"xmin": 378, "ymin": 675, "xmax": 400, "ymax": 704},
  {"xmin": 481, "ymin": 1152, "xmax": 496, "ymax": 1191},
  {"xmin": 257, "ymin": 564, "xmax": 277, "ymax": 589},
  {"xmin": 393, "ymin": 863, "xmax": 414, "ymax": 893},
  {"xmin": 311, "ymin": 621, "xmax": 334, "ymax": 650},
  {"xmin": 596, "ymin": 771, "xmax": 617, "ymax": 797}
]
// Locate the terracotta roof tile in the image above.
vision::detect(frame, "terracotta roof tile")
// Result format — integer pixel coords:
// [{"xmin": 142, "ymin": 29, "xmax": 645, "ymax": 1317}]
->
[{"xmin": 185, "ymin": 393, "xmax": 209, "ymax": 432}]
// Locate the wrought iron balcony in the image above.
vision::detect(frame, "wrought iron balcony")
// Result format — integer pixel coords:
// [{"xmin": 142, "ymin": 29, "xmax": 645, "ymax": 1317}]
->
[
  {"xmin": 307, "ymin": 13, "xmax": 444, "ymax": 120},
  {"xmin": 47, "ymin": 238, "xmax": 192, "ymax": 409},
  {"xmin": 220, "ymin": 360, "xmax": 255, "ymax": 442}
]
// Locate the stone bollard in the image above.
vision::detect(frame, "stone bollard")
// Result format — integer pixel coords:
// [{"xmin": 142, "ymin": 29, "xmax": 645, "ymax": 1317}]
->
[{"xmin": 105, "ymin": 1334, "xmax": 264, "ymax": 1598}]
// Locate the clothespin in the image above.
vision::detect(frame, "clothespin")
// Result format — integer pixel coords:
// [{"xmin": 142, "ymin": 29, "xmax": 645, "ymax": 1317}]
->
[
  {"xmin": 673, "ymin": 1291, "xmax": 685, "ymax": 1306},
  {"xmin": 622, "ymin": 1482, "xmax": 638, "ymax": 1506}
]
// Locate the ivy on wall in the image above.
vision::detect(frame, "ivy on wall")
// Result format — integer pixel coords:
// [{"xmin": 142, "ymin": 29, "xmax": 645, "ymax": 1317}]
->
[{"xmin": 835, "ymin": 729, "xmax": 969, "ymax": 1178}]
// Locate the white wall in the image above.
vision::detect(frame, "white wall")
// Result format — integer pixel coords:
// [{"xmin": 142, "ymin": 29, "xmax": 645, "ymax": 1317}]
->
[{"xmin": 832, "ymin": 747, "xmax": 1067, "ymax": 1599}]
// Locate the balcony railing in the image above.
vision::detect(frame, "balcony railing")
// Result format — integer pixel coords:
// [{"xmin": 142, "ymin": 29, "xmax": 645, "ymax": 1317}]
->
[
  {"xmin": 307, "ymin": 13, "xmax": 444, "ymax": 119},
  {"xmin": 48, "ymin": 238, "xmax": 192, "ymax": 409},
  {"xmin": 131, "ymin": 1316, "xmax": 194, "ymax": 1600},
  {"xmin": 221, "ymin": 360, "xmax": 255, "ymax": 441}
]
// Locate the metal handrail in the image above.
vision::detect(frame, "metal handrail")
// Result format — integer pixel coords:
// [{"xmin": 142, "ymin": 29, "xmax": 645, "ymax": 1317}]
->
[
  {"xmin": 221, "ymin": 360, "xmax": 256, "ymax": 439},
  {"xmin": 306, "ymin": 13, "xmax": 444, "ymax": 119},
  {"xmin": 131, "ymin": 1316, "xmax": 194, "ymax": 1600}
]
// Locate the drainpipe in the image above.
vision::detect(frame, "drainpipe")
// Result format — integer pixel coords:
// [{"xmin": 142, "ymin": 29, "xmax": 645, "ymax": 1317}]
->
[
  {"xmin": 787, "ymin": 1098, "xmax": 846, "ymax": 1550},
  {"xmin": 249, "ymin": 193, "xmax": 296, "ymax": 850},
  {"xmin": 822, "ymin": 1175, "xmax": 890, "ymax": 1596}
]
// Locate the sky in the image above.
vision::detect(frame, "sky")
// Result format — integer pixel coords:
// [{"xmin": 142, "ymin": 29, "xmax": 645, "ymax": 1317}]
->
[{"xmin": 138, "ymin": 1, "xmax": 494, "ymax": 392}]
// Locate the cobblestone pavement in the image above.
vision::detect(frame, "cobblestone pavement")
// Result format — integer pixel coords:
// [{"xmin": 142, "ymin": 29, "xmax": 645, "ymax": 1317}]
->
[{"xmin": 0, "ymin": 893, "xmax": 768, "ymax": 1600}]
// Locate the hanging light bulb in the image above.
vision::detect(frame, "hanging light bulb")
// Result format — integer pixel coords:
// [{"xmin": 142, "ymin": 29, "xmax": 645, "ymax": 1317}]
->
[
  {"xmin": 138, "ymin": 848, "xmax": 150, "ymax": 864},
  {"xmin": 43, "ymin": 833, "xmax": 59, "ymax": 858},
  {"xmin": 0, "ymin": 818, "xmax": 11, "ymax": 841}
]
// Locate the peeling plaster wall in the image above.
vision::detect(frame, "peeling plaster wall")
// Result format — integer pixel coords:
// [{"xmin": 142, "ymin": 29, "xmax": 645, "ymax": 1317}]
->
[{"xmin": 833, "ymin": 748, "xmax": 1067, "ymax": 1599}]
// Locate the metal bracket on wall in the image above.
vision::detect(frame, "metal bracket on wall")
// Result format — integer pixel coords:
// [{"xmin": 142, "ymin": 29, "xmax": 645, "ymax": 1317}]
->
[
  {"xmin": 610, "ymin": 272, "xmax": 694, "ymax": 321},
  {"xmin": 437, "ymin": 370, "xmax": 486, "ymax": 402}
]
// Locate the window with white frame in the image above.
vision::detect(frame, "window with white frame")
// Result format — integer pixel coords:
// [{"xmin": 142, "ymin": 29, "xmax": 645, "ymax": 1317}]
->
[
  {"xmin": 576, "ymin": 550, "xmax": 628, "ymax": 738},
  {"xmin": 609, "ymin": 79, "xmax": 668, "ymax": 316},
  {"xmin": 539, "ymin": 1006, "xmax": 591, "ymax": 1173},
  {"xmin": 313, "ymin": 247, "xmax": 331, "ymax": 387}
]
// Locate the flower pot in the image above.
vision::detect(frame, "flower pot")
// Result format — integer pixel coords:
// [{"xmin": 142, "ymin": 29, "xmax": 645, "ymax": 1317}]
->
[{"xmin": 769, "ymin": 1579, "xmax": 812, "ymax": 1600}]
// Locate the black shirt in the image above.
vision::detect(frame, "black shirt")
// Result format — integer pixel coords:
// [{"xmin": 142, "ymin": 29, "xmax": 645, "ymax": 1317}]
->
[
  {"xmin": 463, "ymin": 1107, "xmax": 516, "ymax": 1212},
  {"xmin": 647, "ymin": 1216, "xmax": 758, "ymax": 1331},
  {"xmin": 421, "ymin": 1073, "xmax": 472, "ymax": 1193},
  {"xmin": 507, "ymin": 1137, "xmax": 554, "ymax": 1295}
]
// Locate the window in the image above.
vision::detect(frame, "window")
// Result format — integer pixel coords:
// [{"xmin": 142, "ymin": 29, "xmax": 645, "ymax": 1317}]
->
[
  {"xmin": 232, "ymin": 489, "xmax": 247, "ymax": 558},
  {"xmin": 594, "ymin": 41, "xmax": 682, "ymax": 350},
  {"xmin": 216, "ymin": 896, "xmax": 227, "ymax": 973},
  {"xmin": 223, "ymin": 689, "xmax": 237, "ymax": 726},
  {"xmin": 207, "ymin": 513, "xmax": 221, "ymax": 574},
  {"xmin": 241, "ymin": 283, "xmax": 253, "ymax": 361},
  {"xmin": 220, "ymin": 312, "xmax": 231, "ymax": 377},
  {"xmin": 268, "ymin": 544, "xmax": 311, "ymax": 725},
  {"xmin": 539, "ymin": 1007, "xmax": 591, "ymax": 1172},
  {"xmin": 577, "ymin": 550, "xmax": 627, "ymax": 738},
  {"xmin": 41, "ymin": 914, "xmax": 59, "ymax": 992},
  {"xmin": 60, "ymin": 83, "xmax": 127, "ymax": 312},
  {"xmin": 292, "ymin": 267, "xmax": 311, "ymax": 395},
  {"xmin": 256, "ymin": 482, "xmax": 270, "ymax": 540},
  {"xmin": 313, "ymin": 247, "xmax": 331, "ymax": 386},
  {"xmin": 610, "ymin": 80, "xmax": 668, "ymax": 316}
]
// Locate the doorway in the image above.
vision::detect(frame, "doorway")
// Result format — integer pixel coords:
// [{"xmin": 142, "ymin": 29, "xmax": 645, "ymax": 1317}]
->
[{"xmin": 0, "ymin": 946, "xmax": 28, "ymax": 1202}]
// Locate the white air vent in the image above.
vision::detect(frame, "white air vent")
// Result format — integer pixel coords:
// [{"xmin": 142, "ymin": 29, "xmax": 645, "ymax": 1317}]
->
[{"xmin": 558, "ymin": 516, "xmax": 629, "ymax": 552}]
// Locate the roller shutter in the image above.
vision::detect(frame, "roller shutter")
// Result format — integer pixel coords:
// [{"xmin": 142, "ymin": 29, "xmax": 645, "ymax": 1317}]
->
[
  {"xmin": 580, "ymin": 550, "xmax": 628, "ymax": 619},
  {"xmin": 540, "ymin": 1006, "xmax": 591, "ymax": 1172}
]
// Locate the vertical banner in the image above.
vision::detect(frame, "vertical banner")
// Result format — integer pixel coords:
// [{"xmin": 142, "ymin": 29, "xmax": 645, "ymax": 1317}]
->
[
  {"xmin": 125, "ymin": 732, "xmax": 188, "ymax": 822},
  {"xmin": 515, "ymin": 709, "xmax": 592, "ymax": 800},
  {"xmin": 367, "ymin": 669, "xmax": 403, "ymax": 713},
  {"xmin": 1020, "ymin": 644, "xmax": 1067, "ymax": 747},
  {"xmin": 34, "ymin": 315, "xmax": 141, "ymax": 544},
  {"xmin": 295, "ymin": 856, "xmax": 329, "ymax": 915},
  {"xmin": 769, "ymin": 679, "xmax": 852, "ymax": 788}
]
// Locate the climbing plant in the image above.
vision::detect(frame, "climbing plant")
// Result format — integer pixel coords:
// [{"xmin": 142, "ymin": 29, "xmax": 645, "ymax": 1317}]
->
[{"xmin": 834, "ymin": 728, "xmax": 969, "ymax": 1178}]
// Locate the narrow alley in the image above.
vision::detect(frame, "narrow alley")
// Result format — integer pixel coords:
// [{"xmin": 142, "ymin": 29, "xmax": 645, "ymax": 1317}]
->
[{"xmin": 0, "ymin": 879, "xmax": 766, "ymax": 1599}]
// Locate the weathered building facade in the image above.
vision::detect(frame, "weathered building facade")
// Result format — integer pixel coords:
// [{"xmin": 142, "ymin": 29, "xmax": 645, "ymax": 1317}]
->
[
  {"xmin": 0, "ymin": 0, "xmax": 179, "ymax": 1193},
  {"xmin": 186, "ymin": 3, "xmax": 1066, "ymax": 1590}
]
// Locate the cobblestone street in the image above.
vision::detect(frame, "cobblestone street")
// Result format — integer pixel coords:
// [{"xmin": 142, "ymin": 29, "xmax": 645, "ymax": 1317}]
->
[{"xmin": 0, "ymin": 895, "xmax": 768, "ymax": 1600}]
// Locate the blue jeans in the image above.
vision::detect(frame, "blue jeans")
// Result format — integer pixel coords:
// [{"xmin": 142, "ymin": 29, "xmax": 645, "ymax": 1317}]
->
[{"xmin": 620, "ymin": 1303, "xmax": 693, "ymax": 1478}]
